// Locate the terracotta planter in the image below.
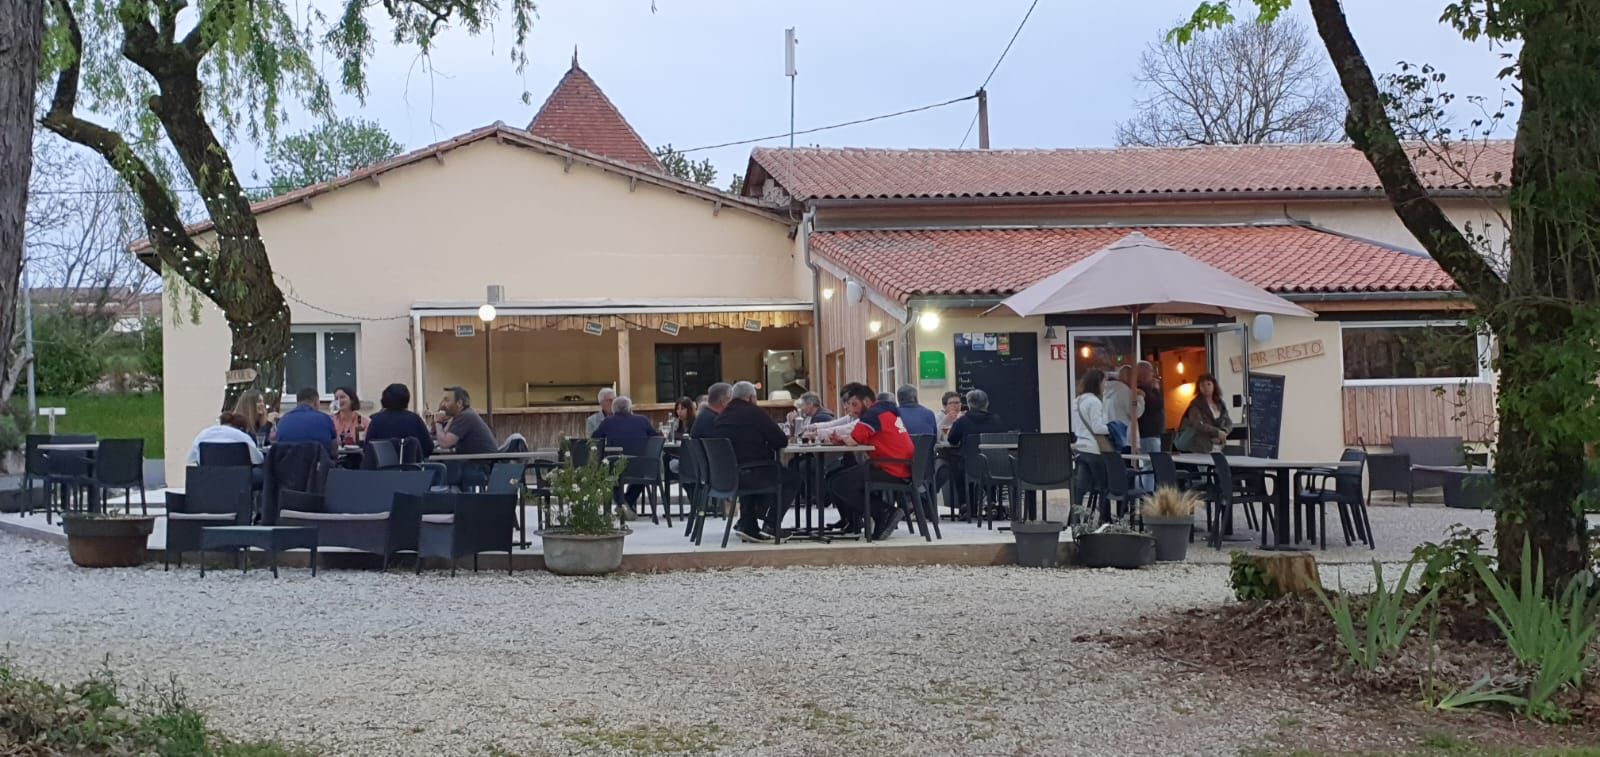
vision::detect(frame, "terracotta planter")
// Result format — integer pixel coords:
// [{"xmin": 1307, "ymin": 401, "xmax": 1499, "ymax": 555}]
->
[
  {"xmin": 540, "ymin": 530, "xmax": 626, "ymax": 575},
  {"xmin": 62, "ymin": 515, "xmax": 156, "ymax": 568},
  {"xmin": 1075, "ymin": 531, "xmax": 1156, "ymax": 569}
]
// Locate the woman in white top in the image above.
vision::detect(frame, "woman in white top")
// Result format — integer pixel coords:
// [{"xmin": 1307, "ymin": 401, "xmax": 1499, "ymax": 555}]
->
[
  {"xmin": 1071, "ymin": 369, "xmax": 1110, "ymax": 507},
  {"xmin": 186, "ymin": 412, "xmax": 265, "ymax": 466},
  {"xmin": 1071, "ymin": 369, "xmax": 1110, "ymax": 455}
]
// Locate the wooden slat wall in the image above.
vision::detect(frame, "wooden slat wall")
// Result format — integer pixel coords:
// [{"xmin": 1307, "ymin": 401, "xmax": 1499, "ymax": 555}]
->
[
  {"xmin": 817, "ymin": 269, "xmax": 897, "ymax": 398},
  {"xmin": 1341, "ymin": 383, "xmax": 1497, "ymax": 445}
]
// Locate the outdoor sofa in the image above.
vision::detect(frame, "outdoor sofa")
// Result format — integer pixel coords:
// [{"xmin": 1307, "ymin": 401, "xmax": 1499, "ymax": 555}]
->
[{"xmin": 275, "ymin": 468, "xmax": 433, "ymax": 566}]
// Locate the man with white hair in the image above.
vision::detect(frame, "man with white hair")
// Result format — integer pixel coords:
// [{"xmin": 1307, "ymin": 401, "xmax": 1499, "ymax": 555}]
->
[
  {"xmin": 585, "ymin": 387, "xmax": 617, "ymax": 436},
  {"xmin": 590, "ymin": 395, "xmax": 660, "ymax": 516},
  {"xmin": 707, "ymin": 380, "xmax": 799, "ymax": 542}
]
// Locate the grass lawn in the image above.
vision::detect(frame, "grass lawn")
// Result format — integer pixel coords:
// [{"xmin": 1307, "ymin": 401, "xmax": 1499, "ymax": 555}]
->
[{"xmin": 35, "ymin": 392, "xmax": 163, "ymax": 453}]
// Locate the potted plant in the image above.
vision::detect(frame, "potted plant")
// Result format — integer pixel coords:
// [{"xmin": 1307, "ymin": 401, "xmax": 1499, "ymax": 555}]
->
[
  {"xmin": 1011, "ymin": 517, "xmax": 1067, "ymax": 568},
  {"xmin": 62, "ymin": 512, "xmax": 157, "ymax": 568},
  {"xmin": 536, "ymin": 456, "xmax": 629, "ymax": 576},
  {"xmin": 1139, "ymin": 487, "xmax": 1201, "ymax": 562},
  {"xmin": 1071, "ymin": 507, "xmax": 1155, "ymax": 569}
]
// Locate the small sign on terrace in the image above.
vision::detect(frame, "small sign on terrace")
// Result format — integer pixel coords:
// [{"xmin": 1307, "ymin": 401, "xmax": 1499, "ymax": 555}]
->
[
  {"xmin": 743, "ymin": 319, "xmax": 762, "ymax": 332},
  {"xmin": 660, "ymin": 321, "xmax": 681, "ymax": 336},
  {"xmin": 583, "ymin": 321, "xmax": 605, "ymax": 336},
  {"xmin": 455, "ymin": 324, "xmax": 475, "ymax": 338},
  {"xmin": 225, "ymin": 368, "xmax": 258, "ymax": 384}
]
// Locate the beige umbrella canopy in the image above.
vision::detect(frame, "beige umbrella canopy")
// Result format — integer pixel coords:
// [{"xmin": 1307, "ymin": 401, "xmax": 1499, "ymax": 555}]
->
[
  {"xmin": 998, "ymin": 232, "xmax": 1314, "ymax": 450},
  {"xmin": 999, "ymin": 232, "xmax": 1316, "ymax": 319}
]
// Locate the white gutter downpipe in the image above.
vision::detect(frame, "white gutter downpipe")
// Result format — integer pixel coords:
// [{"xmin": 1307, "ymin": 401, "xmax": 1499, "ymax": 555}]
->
[{"xmin": 800, "ymin": 207, "xmax": 821, "ymax": 396}]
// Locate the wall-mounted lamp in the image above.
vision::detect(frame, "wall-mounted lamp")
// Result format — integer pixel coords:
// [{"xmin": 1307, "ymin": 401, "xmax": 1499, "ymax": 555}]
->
[
  {"xmin": 846, "ymin": 281, "xmax": 864, "ymax": 305},
  {"xmin": 821, "ymin": 287, "xmax": 836, "ymax": 300},
  {"xmin": 868, "ymin": 320, "xmax": 882, "ymax": 335},
  {"xmin": 1044, "ymin": 326, "xmax": 1059, "ymax": 341},
  {"xmin": 477, "ymin": 304, "xmax": 497, "ymax": 323},
  {"xmin": 1176, "ymin": 360, "xmax": 1185, "ymax": 375},
  {"xmin": 1079, "ymin": 345, "xmax": 1092, "ymax": 359},
  {"xmin": 917, "ymin": 311, "xmax": 940, "ymax": 331}
]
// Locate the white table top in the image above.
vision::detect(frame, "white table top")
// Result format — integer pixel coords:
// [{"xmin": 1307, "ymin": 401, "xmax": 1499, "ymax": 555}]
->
[
  {"xmin": 38, "ymin": 443, "xmax": 97, "ymax": 452},
  {"xmin": 979, "ymin": 444, "xmax": 1017, "ymax": 450},
  {"xmin": 781, "ymin": 444, "xmax": 875, "ymax": 455},
  {"xmin": 429, "ymin": 450, "xmax": 557, "ymax": 462}
]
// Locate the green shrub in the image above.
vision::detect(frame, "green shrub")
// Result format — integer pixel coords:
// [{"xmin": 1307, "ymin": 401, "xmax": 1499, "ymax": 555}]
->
[
  {"xmin": 1467, "ymin": 539, "xmax": 1600, "ymax": 721},
  {"xmin": 542, "ymin": 456, "xmax": 625, "ymax": 535},
  {"xmin": 1315, "ymin": 557, "xmax": 1439, "ymax": 671},
  {"xmin": 1228, "ymin": 551, "xmax": 1273, "ymax": 601},
  {"xmin": 0, "ymin": 661, "xmax": 313, "ymax": 755},
  {"xmin": 0, "ymin": 415, "xmax": 23, "ymax": 455},
  {"xmin": 1412, "ymin": 524, "xmax": 1493, "ymax": 608}
]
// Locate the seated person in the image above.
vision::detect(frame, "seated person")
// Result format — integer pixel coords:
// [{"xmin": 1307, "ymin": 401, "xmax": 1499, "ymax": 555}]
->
[
  {"xmin": 825, "ymin": 383, "xmax": 915, "ymax": 538},
  {"xmin": 187, "ymin": 411, "xmax": 265, "ymax": 488},
  {"xmin": 707, "ymin": 381, "xmax": 800, "ymax": 542},
  {"xmin": 273, "ymin": 387, "xmax": 337, "ymax": 454},
  {"xmin": 434, "ymin": 386, "xmax": 497, "ymax": 455},
  {"xmin": 691, "ymin": 383, "xmax": 732, "ymax": 437},
  {"xmin": 366, "ymin": 383, "xmax": 436, "ymax": 459},
  {"xmin": 946, "ymin": 389, "xmax": 1009, "ymax": 447},
  {"xmin": 894, "ymin": 385, "xmax": 940, "ymax": 437},
  {"xmin": 591, "ymin": 395, "xmax": 659, "ymax": 513}
]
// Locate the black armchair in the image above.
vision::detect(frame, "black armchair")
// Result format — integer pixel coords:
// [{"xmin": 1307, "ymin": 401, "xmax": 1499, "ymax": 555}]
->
[
  {"xmin": 412, "ymin": 492, "xmax": 518, "ymax": 574},
  {"xmin": 165, "ymin": 466, "xmax": 253, "ymax": 569}
]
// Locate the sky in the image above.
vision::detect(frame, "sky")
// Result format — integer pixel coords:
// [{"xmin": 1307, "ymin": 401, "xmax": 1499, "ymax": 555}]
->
[{"xmin": 243, "ymin": 0, "xmax": 1520, "ymax": 190}]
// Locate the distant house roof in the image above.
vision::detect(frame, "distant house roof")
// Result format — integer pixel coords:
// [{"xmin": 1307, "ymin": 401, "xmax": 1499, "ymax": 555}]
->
[
  {"xmin": 30, "ymin": 286, "xmax": 161, "ymax": 316},
  {"xmin": 746, "ymin": 141, "xmax": 1513, "ymax": 202},
  {"xmin": 809, "ymin": 224, "xmax": 1459, "ymax": 304},
  {"xmin": 527, "ymin": 54, "xmax": 663, "ymax": 171}
]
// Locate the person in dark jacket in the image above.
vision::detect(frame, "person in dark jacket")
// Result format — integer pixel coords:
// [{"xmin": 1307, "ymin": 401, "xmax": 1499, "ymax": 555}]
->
[
  {"xmin": 945, "ymin": 389, "xmax": 1009, "ymax": 447},
  {"xmin": 707, "ymin": 381, "xmax": 799, "ymax": 542},
  {"xmin": 366, "ymin": 383, "xmax": 435, "ymax": 459},
  {"xmin": 591, "ymin": 396, "xmax": 660, "ymax": 511},
  {"xmin": 894, "ymin": 385, "xmax": 940, "ymax": 437},
  {"xmin": 691, "ymin": 382, "xmax": 732, "ymax": 437}
]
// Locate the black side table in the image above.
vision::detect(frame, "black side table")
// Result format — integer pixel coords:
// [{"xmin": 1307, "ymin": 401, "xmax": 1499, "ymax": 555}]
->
[{"xmin": 199, "ymin": 526, "xmax": 319, "ymax": 578}]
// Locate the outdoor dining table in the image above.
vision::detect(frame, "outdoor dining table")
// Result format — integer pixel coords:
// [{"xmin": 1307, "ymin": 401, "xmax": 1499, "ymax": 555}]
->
[
  {"xmin": 1127, "ymin": 453, "xmax": 1360, "ymax": 550},
  {"xmin": 427, "ymin": 450, "xmax": 557, "ymax": 462},
  {"xmin": 781, "ymin": 443, "xmax": 876, "ymax": 541},
  {"xmin": 38, "ymin": 443, "xmax": 104, "ymax": 514}
]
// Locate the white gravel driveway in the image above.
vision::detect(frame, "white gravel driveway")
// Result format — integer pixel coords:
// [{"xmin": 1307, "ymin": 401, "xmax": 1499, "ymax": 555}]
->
[{"xmin": 0, "ymin": 532, "xmax": 1360, "ymax": 756}]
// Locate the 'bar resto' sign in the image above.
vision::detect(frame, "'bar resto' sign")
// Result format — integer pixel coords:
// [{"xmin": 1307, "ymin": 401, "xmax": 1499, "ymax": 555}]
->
[{"xmin": 1229, "ymin": 339, "xmax": 1325, "ymax": 372}]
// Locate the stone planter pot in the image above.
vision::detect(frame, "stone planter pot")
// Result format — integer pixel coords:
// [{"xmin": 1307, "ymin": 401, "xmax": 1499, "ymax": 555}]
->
[
  {"xmin": 62, "ymin": 515, "xmax": 156, "ymax": 568},
  {"xmin": 1011, "ymin": 520, "xmax": 1066, "ymax": 568},
  {"xmin": 1142, "ymin": 515, "xmax": 1195, "ymax": 562},
  {"xmin": 1075, "ymin": 531, "xmax": 1156, "ymax": 569},
  {"xmin": 540, "ymin": 530, "xmax": 627, "ymax": 576}
]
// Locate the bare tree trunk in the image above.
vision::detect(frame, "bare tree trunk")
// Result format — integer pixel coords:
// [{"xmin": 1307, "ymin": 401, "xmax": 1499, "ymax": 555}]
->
[
  {"xmin": 0, "ymin": 0, "xmax": 44, "ymax": 411},
  {"xmin": 1306, "ymin": 0, "xmax": 1593, "ymax": 582}
]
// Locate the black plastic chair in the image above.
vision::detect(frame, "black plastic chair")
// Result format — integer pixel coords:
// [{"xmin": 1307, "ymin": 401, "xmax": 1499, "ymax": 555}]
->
[
  {"xmin": 165, "ymin": 466, "xmax": 252, "ymax": 570},
  {"xmin": 42, "ymin": 434, "xmax": 98, "ymax": 523},
  {"xmin": 566, "ymin": 437, "xmax": 594, "ymax": 468},
  {"xmin": 1100, "ymin": 451, "xmax": 1152, "ymax": 527},
  {"xmin": 1207, "ymin": 453, "xmax": 1269, "ymax": 549},
  {"xmin": 1148, "ymin": 451, "xmax": 1202, "ymax": 492},
  {"xmin": 1011, "ymin": 433, "xmax": 1074, "ymax": 523},
  {"xmin": 363, "ymin": 439, "xmax": 403, "ymax": 470},
  {"xmin": 1365, "ymin": 451, "xmax": 1413, "ymax": 505},
  {"xmin": 679, "ymin": 438, "xmax": 711, "ymax": 539},
  {"xmin": 1296, "ymin": 450, "xmax": 1373, "ymax": 550},
  {"xmin": 609, "ymin": 436, "xmax": 668, "ymax": 526},
  {"xmin": 92, "ymin": 439, "xmax": 147, "ymax": 515},
  {"xmin": 865, "ymin": 435, "xmax": 939, "ymax": 541},
  {"xmin": 20, "ymin": 434, "xmax": 52, "ymax": 516},
  {"xmin": 1076, "ymin": 452, "xmax": 1110, "ymax": 523},
  {"xmin": 699, "ymin": 437, "xmax": 783, "ymax": 547},
  {"xmin": 198, "ymin": 442, "xmax": 254, "ymax": 467},
  {"xmin": 414, "ymin": 492, "xmax": 519, "ymax": 575}
]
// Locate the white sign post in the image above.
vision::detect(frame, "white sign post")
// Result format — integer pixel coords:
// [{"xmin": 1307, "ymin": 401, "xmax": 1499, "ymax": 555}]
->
[{"xmin": 38, "ymin": 407, "xmax": 66, "ymax": 435}]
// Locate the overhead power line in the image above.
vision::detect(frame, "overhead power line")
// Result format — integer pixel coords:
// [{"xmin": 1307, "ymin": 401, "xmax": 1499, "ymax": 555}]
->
[
  {"xmin": 960, "ymin": 0, "xmax": 1042, "ymax": 148},
  {"xmin": 677, "ymin": 94, "xmax": 978, "ymax": 154}
]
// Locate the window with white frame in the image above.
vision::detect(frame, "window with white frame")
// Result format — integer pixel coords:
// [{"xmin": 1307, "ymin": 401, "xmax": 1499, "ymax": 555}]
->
[
  {"xmin": 877, "ymin": 337, "xmax": 898, "ymax": 393},
  {"xmin": 285, "ymin": 326, "xmax": 358, "ymax": 399},
  {"xmin": 1340, "ymin": 321, "xmax": 1488, "ymax": 383}
]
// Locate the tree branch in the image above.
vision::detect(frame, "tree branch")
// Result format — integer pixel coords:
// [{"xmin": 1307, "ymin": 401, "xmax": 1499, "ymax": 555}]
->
[{"xmin": 1306, "ymin": 0, "xmax": 1508, "ymax": 309}]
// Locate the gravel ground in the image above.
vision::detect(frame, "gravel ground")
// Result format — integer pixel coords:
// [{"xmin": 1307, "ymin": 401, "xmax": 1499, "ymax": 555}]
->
[{"xmin": 0, "ymin": 531, "xmax": 1382, "ymax": 756}]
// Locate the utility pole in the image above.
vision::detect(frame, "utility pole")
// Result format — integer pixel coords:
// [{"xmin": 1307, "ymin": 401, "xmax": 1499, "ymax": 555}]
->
[{"xmin": 977, "ymin": 88, "xmax": 990, "ymax": 149}]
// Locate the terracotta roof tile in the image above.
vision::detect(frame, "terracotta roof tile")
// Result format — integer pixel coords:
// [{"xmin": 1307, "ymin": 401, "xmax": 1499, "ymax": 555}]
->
[
  {"xmin": 810, "ymin": 225, "xmax": 1458, "ymax": 303},
  {"xmin": 528, "ymin": 61, "xmax": 662, "ymax": 171},
  {"xmin": 752, "ymin": 142, "xmax": 1512, "ymax": 201}
]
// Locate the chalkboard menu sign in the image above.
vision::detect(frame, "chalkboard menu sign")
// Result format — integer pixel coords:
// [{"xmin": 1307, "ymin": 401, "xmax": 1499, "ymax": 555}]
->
[
  {"xmin": 1246, "ymin": 372, "xmax": 1286, "ymax": 459},
  {"xmin": 954, "ymin": 332, "xmax": 1041, "ymax": 432}
]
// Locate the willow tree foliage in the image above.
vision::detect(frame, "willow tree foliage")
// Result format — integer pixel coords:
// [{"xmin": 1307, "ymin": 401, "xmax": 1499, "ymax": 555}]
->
[
  {"xmin": 1182, "ymin": 0, "xmax": 1598, "ymax": 582},
  {"xmin": 37, "ymin": 0, "xmax": 538, "ymax": 407}
]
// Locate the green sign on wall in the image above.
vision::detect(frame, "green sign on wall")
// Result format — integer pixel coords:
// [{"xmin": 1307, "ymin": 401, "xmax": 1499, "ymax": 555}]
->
[{"xmin": 918, "ymin": 351, "xmax": 947, "ymax": 385}]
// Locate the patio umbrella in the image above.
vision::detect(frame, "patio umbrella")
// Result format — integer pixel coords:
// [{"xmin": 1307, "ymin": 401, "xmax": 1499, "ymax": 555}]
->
[{"xmin": 997, "ymin": 232, "xmax": 1314, "ymax": 446}]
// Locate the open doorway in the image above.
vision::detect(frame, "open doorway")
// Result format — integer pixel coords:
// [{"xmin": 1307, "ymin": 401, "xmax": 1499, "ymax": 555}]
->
[{"xmin": 1069, "ymin": 329, "xmax": 1212, "ymax": 440}]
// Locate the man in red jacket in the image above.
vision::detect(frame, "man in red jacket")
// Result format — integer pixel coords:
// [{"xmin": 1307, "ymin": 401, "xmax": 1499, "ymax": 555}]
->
[{"xmin": 826, "ymin": 382, "xmax": 915, "ymax": 538}]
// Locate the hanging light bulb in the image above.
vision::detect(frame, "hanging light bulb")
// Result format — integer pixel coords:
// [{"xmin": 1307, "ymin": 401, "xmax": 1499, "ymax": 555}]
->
[
  {"xmin": 1177, "ymin": 360, "xmax": 1186, "ymax": 375},
  {"xmin": 1079, "ymin": 345, "xmax": 1092, "ymax": 359}
]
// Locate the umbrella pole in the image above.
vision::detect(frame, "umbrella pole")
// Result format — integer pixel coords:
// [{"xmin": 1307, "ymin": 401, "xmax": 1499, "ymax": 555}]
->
[{"xmin": 1130, "ymin": 306, "xmax": 1141, "ymax": 451}]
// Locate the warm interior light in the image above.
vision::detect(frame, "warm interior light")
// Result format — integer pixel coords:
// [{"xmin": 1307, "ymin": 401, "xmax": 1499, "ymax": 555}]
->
[
  {"xmin": 868, "ymin": 320, "xmax": 882, "ymax": 335},
  {"xmin": 918, "ymin": 311, "xmax": 941, "ymax": 331},
  {"xmin": 1174, "ymin": 382, "xmax": 1196, "ymax": 399},
  {"xmin": 1079, "ymin": 345, "xmax": 1092, "ymax": 359},
  {"xmin": 477, "ymin": 304, "xmax": 497, "ymax": 323},
  {"xmin": 1176, "ymin": 360, "xmax": 1185, "ymax": 375},
  {"xmin": 821, "ymin": 287, "xmax": 835, "ymax": 300}
]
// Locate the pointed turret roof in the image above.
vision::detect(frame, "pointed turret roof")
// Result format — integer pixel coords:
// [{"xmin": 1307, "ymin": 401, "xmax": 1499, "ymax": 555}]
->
[{"xmin": 527, "ymin": 50, "xmax": 662, "ymax": 171}]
